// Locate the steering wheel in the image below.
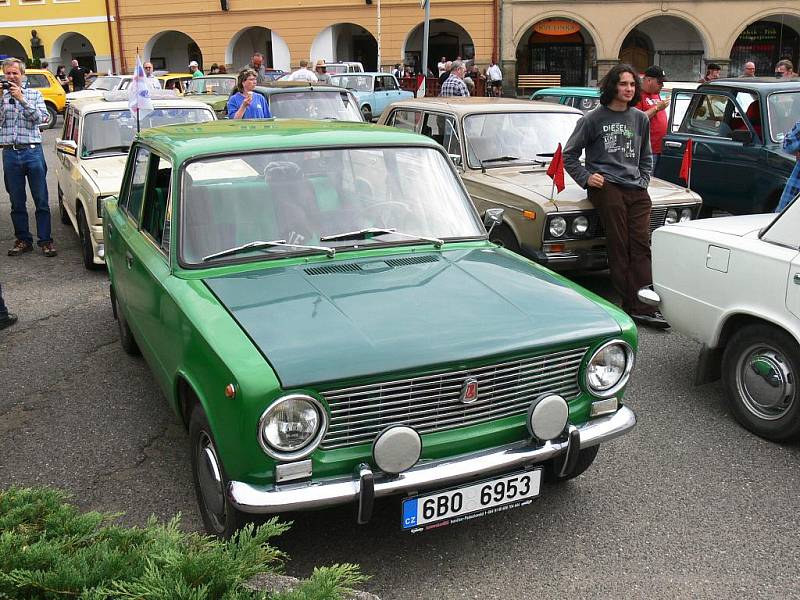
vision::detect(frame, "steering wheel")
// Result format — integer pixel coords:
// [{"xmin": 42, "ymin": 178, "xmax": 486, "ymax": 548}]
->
[{"xmin": 362, "ymin": 201, "xmax": 414, "ymax": 229}]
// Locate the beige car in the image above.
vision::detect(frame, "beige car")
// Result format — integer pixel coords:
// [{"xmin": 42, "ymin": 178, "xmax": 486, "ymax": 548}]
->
[
  {"xmin": 55, "ymin": 96, "xmax": 216, "ymax": 269},
  {"xmin": 379, "ymin": 97, "xmax": 702, "ymax": 270}
]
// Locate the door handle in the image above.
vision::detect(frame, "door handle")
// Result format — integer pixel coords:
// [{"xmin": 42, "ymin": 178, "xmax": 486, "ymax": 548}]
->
[
  {"xmin": 794, "ymin": 273, "xmax": 800, "ymax": 285},
  {"xmin": 664, "ymin": 141, "xmax": 682, "ymax": 148},
  {"xmin": 125, "ymin": 251, "xmax": 133, "ymax": 269}
]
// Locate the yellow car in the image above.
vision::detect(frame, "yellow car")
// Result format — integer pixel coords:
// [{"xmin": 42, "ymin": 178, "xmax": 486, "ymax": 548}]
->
[
  {"xmin": 26, "ymin": 68, "xmax": 66, "ymax": 129},
  {"xmin": 157, "ymin": 73, "xmax": 194, "ymax": 94}
]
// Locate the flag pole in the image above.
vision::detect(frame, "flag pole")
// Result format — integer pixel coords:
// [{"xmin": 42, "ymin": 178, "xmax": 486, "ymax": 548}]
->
[{"xmin": 550, "ymin": 179, "xmax": 556, "ymax": 201}]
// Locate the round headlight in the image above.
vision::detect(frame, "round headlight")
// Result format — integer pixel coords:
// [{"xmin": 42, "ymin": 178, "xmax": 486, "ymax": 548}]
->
[
  {"xmin": 549, "ymin": 216, "xmax": 567, "ymax": 238},
  {"xmin": 680, "ymin": 208, "xmax": 692, "ymax": 222},
  {"xmin": 665, "ymin": 208, "xmax": 679, "ymax": 225},
  {"xmin": 258, "ymin": 394, "xmax": 327, "ymax": 460},
  {"xmin": 571, "ymin": 216, "xmax": 589, "ymax": 235},
  {"xmin": 585, "ymin": 341, "xmax": 634, "ymax": 398}
]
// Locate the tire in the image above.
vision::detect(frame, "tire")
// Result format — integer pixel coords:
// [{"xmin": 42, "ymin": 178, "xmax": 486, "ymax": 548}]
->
[
  {"xmin": 543, "ymin": 445, "xmax": 599, "ymax": 483},
  {"xmin": 44, "ymin": 104, "xmax": 57, "ymax": 129},
  {"xmin": 489, "ymin": 224, "xmax": 521, "ymax": 254},
  {"xmin": 361, "ymin": 105, "xmax": 373, "ymax": 122},
  {"xmin": 77, "ymin": 205, "xmax": 101, "ymax": 271},
  {"xmin": 113, "ymin": 291, "xmax": 140, "ymax": 356},
  {"xmin": 190, "ymin": 405, "xmax": 251, "ymax": 538},
  {"xmin": 721, "ymin": 323, "xmax": 800, "ymax": 441},
  {"xmin": 58, "ymin": 186, "xmax": 70, "ymax": 225}
]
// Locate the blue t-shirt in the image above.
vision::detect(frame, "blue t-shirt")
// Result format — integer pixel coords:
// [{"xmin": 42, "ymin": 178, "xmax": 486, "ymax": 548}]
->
[{"xmin": 227, "ymin": 92, "xmax": 272, "ymax": 119}]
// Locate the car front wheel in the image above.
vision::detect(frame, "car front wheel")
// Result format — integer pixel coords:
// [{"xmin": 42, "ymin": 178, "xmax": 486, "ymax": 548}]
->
[
  {"xmin": 190, "ymin": 405, "xmax": 250, "ymax": 538},
  {"xmin": 44, "ymin": 104, "xmax": 57, "ymax": 129},
  {"xmin": 489, "ymin": 224, "xmax": 521, "ymax": 254},
  {"xmin": 112, "ymin": 291, "xmax": 140, "ymax": 356},
  {"xmin": 78, "ymin": 205, "xmax": 100, "ymax": 270},
  {"xmin": 722, "ymin": 324, "xmax": 800, "ymax": 441},
  {"xmin": 57, "ymin": 186, "xmax": 70, "ymax": 225}
]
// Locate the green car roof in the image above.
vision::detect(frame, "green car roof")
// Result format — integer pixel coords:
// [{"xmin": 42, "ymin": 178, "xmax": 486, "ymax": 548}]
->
[
  {"xmin": 137, "ymin": 119, "xmax": 438, "ymax": 163},
  {"xmin": 533, "ymin": 87, "xmax": 600, "ymax": 97}
]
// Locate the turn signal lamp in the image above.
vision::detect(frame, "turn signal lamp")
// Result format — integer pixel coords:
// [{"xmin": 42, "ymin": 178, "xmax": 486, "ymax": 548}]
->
[{"xmin": 522, "ymin": 210, "xmax": 536, "ymax": 220}]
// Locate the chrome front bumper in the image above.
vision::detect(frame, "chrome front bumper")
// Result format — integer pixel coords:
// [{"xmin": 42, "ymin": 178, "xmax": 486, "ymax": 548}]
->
[{"xmin": 228, "ymin": 406, "xmax": 636, "ymax": 515}]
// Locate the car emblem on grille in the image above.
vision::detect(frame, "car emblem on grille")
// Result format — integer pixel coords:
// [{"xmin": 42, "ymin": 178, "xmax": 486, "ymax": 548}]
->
[{"xmin": 460, "ymin": 377, "xmax": 479, "ymax": 404}]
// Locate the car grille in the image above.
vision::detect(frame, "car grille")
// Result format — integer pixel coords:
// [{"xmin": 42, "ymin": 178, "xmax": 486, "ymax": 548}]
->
[
  {"xmin": 595, "ymin": 207, "xmax": 673, "ymax": 237},
  {"xmin": 319, "ymin": 346, "xmax": 588, "ymax": 450}
]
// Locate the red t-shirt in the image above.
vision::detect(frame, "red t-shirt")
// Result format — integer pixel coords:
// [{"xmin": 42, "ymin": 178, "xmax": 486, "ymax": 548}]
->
[{"xmin": 636, "ymin": 92, "xmax": 667, "ymax": 154}]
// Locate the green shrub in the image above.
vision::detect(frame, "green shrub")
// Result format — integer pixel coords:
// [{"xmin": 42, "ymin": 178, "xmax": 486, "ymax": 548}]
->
[{"xmin": 0, "ymin": 487, "xmax": 365, "ymax": 599}]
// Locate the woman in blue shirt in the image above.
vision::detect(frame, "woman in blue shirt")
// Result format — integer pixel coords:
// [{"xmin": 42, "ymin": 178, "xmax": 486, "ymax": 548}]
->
[{"xmin": 227, "ymin": 69, "xmax": 271, "ymax": 119}]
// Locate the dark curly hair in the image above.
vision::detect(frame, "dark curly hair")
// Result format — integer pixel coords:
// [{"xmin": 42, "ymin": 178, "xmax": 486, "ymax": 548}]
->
[{"xmin": 598, "ymin": 63, "xmax": 641, "ymax": 107}]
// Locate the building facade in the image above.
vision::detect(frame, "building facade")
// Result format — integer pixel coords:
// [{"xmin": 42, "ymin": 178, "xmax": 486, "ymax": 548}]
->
[
  {"xmin": 502, "ymin": 1, "xmax": 800, "ymax": 89},
  {"xmin": 114, "ymin": 0, "xmax": 494, "ymax": 76},
  {"xmin": 0, "ymin": 0, "xmax": 115, "ymax": 73}
]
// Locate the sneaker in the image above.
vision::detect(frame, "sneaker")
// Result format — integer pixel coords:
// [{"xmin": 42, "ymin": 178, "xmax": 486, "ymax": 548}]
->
[
  {"xmin": 8, "ymin": 240, "xmax": 32, "ymax": 256},
  {"xmin": 631, "ymin": 311, "xmax": 670, "ymax": 330},
  {"xmin": 0, "ymin": 313, "xmax": 17, "ymax": 330},
  {"xmin": 41, "ymin": 242, "xmax": 57, "ymax": 257}
]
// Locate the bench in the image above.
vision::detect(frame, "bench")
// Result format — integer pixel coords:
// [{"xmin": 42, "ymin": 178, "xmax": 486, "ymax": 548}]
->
[{"xmin": 517, "ymin": 74, "xmax": 561, "ymax": 94}]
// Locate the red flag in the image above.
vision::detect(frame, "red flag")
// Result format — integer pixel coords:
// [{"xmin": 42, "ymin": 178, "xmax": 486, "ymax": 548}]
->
[
  {"xmin": 546, "ymin": 143, "xmax": 565, "ymax": 194},
  {"xmin": 679, "ymin": 138, "xmax": 693, "ymax": 184}
]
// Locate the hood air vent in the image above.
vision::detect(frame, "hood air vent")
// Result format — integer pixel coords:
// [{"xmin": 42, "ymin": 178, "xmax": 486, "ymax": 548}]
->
[
  {"xmin": 304, "ymin": 263, "xmax": 363, "ymax": 275},
  {"xmin": 384, "ymin": 255, "xmax": 440, "ymax": 268}
]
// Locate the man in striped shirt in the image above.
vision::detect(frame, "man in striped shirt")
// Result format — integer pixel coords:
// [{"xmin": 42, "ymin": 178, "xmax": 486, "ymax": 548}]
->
[
  {"xmin": 439, "ymin": 60, "xmax": 470, "ymax": 97},
  {"xmin": 1, "ymin": 57, "xmax": 56, "ymax": 257}
]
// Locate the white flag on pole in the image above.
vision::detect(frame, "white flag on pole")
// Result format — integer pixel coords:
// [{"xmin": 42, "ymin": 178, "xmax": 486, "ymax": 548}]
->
[{"xmin": 128, "ymin": 55, "xmax": 154, "ymax": 119}]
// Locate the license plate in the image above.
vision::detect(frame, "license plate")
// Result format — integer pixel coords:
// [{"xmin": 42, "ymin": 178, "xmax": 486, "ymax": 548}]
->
[{"xmin": 401, "ymin": 469, "xmax": 541, "ymax": 532}]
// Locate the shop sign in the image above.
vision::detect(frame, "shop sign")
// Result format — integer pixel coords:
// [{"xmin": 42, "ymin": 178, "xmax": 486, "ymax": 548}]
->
[{"xmin": 533, "ymin": 20, "xmax": 581, "ymax": 36}]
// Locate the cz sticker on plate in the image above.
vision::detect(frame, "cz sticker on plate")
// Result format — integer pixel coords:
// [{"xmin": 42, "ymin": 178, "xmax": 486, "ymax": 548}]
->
[{"xmin": 401, "ymin": 468, "xmax": 541, "ymax": 532}]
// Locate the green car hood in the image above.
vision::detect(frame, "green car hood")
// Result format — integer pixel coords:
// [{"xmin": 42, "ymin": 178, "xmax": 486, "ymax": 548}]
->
[{"xmin": 204, "ymin": 248, "xmax": 622, "ymax": 388}]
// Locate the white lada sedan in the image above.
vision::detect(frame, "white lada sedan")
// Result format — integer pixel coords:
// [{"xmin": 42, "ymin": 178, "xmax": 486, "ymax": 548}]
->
[
  {"xmin": 639, "ymin": 197, "xmax": 800, "ymax": 441},
  {"xmin": 55, "ymin": 96, "xmax": 215, "ymax": 269}
]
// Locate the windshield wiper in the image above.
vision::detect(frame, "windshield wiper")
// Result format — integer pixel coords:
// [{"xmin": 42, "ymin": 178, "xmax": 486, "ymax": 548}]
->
[
  {"xmin": 320, "ymin": 227, "xmax": 444, "ymax": 248},
  {"xmin": 202, "ymin": 239, "xmax": 335, "ymax": 262},
  {"xmin": 482, "ymin": 155, "xmax": 520, "ymax": 163}
]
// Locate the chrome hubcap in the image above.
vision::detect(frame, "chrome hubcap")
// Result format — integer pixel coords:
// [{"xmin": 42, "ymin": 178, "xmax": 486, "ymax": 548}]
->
[
  {"xmin": 736, "ymin": 345, "xmax": 795, "ymax": 420},
  {"xmin": 197, "ymin": 432, "xmax": 226, "ymax": 527}
]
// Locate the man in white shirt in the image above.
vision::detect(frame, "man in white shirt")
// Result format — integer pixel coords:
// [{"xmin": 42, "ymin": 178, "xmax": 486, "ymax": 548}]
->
[
  {"xmin": 286, "ymin": 60, "xmax": 318, "ymax": 83},
  {"xmin": 143, "ymin": 62, "xmax": 162, "ymax": 91},
  {"xmin": 437, "ymin": 57, "xmax": 447, "ymax": 76},
  {"xmin": 486, "ymin": 60, "xmax": 502, "ymax": 97}
]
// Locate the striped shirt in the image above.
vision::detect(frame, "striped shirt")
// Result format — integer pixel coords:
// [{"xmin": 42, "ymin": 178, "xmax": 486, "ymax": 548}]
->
[
  {"xmin": 776, "ymin": 120, "xmax": 800, "ymax": 212},
  {"xmin": 0, "ymin": 84, "xmax": 47, "ymax": 145},
  {"xmin": 439, "ymin": 74, "xmax": 470, "ymax": 97}
]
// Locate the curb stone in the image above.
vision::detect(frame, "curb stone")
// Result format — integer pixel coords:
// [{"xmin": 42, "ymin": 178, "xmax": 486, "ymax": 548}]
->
[{"xmin": 246, "ymin": 572, "xmax": 380, "ymax": 599}]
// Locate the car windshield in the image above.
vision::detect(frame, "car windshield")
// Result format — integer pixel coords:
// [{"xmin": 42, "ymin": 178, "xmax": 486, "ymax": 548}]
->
[
  {"xmin": 81, "ymin": 108, "xmax": 214, "ymax": 157},
  {"xmin": 463, "ymin": 112, "xmax": 582, "ymax": 167},
  {"xmin": 185, "ymin": 77, "xmax": 236, "ymax": 96},
  {"xmin": 89, "ymin": 76, "xmax": 121, "ymax": 91},
  {"xmin": 331, "ymin": 75, "xmax": 371, "ymax": 92},
  {"xmin": 268, "ymin": 91, "xmax": 362, "ymax": 121},
  {"xmin": 768, "ymin": 91, "xmax": 800, "ymax": 143},
  {"xmin": 326, "ymin": 65, "xmax": 349, "ymax": 75},
  {"xmin": 181, "ymin": 146, "xmax": 484, "ymax": 264}
]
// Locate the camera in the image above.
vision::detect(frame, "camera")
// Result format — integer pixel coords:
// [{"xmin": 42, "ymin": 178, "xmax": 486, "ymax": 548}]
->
[{"xmin": 0, "ymin": 80, "xmax": 10, "ymax": 91}]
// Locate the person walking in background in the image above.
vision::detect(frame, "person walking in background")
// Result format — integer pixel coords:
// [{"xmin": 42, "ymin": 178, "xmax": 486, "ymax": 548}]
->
[
  {"xmin": 741, "ymin": 61, "xmax": 756, "ymax": 77},
  {"xmin": 189, "ymin": 61, "xmax": 204, "ymax": 78},
  {"xmin": 55, "ymin": 65, "xmax": 69, "ymax": 93},
  {"xmin": 699, "ymin": 63, "xmax": 722, "ymax": 83},
  {"xmin": 563, "ymin": 63, "xmax": 666, "ymax": 328},
  {"xmin": 486, "ymin": 59, "xmax": 503, "ymax": 97},
  {"xmin": 67, "ymin": 59, "xmax": 92, "ymax": 92},
  {"xmin": 775, "ymin": 119, "xmax": 800, "ymax": 212},
  {"xmin": 240, "ymin": 53, "xmax": 268, "ymax": 85},
  {"xmin": 286, "ymin": 60, "xmax": 318, "ymax": 82},
  {"xmin": 437, "ymin": 57, "xmax": 447, "ymax": 76},
  {"xmin": 0, "ymin": 282, "xmax": 16, "ymax": 330},
  {"xmin": 775, "ymin": 59, "xmax": 796, "ymax": 79},
  {"xmin": 1, "ymin": 58, "xmax": 56, "ymax": 258},
  {"xmin": 439, "ymin": 60, "xmax": 470, "ymax": 97},
  {"xmin": 227, "ymin": 69, "xmax": 271, "ymax": 119},
  {"xmin": 635, "ymin": 65, "xmax": 669, "ymax": 170},
  {"xmin": 314, "ymin": 60, "xmax": 331, "ymax": 85}
]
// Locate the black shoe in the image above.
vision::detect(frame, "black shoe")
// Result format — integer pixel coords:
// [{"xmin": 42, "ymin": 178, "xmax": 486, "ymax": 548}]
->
[
  {"xmin": 0, "ymin": 313, "xmax": 18, "ymax": 330},
  {"xmin": 631, "ymin": 311, "xmax": 670, "ymax": 329}
]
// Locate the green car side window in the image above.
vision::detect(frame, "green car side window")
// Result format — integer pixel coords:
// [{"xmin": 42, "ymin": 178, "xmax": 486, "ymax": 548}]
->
[
  {"xmin": 125, "ymin": 146, "xmax": 151, "ymax": 224},
  {"xmin": 141, "ymin": 154, "xmax": 172, "ymax": 253}
]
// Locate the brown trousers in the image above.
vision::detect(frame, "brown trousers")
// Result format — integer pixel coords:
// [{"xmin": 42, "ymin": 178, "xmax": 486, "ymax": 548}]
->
[{"xmin": 588, "ymin": 182, "xmax": 654, "ymax": 315}]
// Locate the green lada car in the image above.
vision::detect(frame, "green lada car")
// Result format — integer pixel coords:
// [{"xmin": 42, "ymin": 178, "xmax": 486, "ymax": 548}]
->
[{"xmin": 105, "ymin": 119, "xmax": 638, "ymax": 537}]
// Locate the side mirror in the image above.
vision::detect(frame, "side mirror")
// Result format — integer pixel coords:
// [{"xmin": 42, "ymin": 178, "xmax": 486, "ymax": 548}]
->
[
  {"xmin": 56, "ymin": 139, "xmax": 78, "ymax": 156},
  {"xmin": 731, "ymin": 129, "xmax": 753, "ymax": 144},
  {"xmin": 483, "ymin": 208, "xmax": 504, "ymax": 236},
  {"xmin": 448, "ymin": 153, "xmax": 463, "ymax": 168}
]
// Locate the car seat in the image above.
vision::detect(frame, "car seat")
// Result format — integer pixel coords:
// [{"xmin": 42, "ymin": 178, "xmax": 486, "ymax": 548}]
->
[
  {"xmin": 265, "ymin": 162, "xmax": 320, "ymax": 245},
  {"xmin": 745, "ymin": 102, "xmax": 762, "ymax": 138}
]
